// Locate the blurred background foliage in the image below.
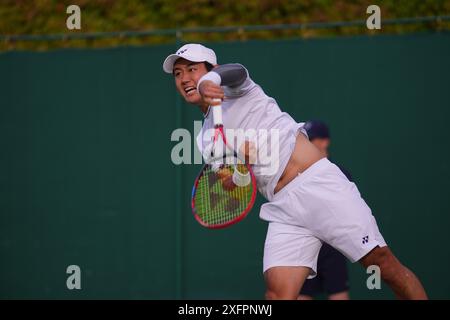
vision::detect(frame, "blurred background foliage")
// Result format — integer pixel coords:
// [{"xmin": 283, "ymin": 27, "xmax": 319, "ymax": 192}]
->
[{"xmin": 0, "ymin": 0, "xmax": 449, "ymax": 51}]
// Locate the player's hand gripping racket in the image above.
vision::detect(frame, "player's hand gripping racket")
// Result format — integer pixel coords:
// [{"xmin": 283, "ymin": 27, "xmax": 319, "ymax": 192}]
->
[{"xmin": 191, "ymin": 100, "xmax": 257, "ymax": 229}]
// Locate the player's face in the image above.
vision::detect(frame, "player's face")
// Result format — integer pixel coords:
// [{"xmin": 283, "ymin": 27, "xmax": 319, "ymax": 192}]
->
[{"xmin": 173, "ymin": 58, "xmax": 208, "ymax": 105}]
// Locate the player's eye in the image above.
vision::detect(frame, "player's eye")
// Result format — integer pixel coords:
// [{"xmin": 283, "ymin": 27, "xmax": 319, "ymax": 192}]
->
[
  {"xmin": 174, "ymin": 71, "xmax": 181, "ymax": 77},
  {"xmin": 189, "ymin": 67, "xmax": 197, "ymax": 72}
]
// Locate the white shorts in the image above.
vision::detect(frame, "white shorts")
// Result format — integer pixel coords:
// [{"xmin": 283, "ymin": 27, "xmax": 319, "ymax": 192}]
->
[{"xmin": 261, "ymin": 158, "xmax": 387, "ymax": 277}]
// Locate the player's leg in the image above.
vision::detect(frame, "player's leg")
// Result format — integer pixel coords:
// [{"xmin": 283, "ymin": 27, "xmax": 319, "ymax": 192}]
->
[
  {"xmin": 292, "ymin": 158, "xmax": 427, "ymax": 300},
  {"xmin": 265, "ymin": 266, "xmax": 310, "ymax": 300},
  {"xmin": 261, "ymin": 219, "xmax": 322, "ymax": 300},
  {"xmin": 359, "ymin": 246, "xmax": 427, "ymax": 300}
]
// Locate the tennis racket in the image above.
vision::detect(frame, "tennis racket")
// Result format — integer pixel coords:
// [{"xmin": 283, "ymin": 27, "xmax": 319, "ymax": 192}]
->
[{"xmin": 191, "ymin": 100, "xmax": 257, "ymax": 229}]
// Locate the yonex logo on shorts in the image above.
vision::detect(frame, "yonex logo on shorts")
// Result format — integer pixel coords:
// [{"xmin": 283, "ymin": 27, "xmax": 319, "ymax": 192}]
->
[{"xmin": 362, "ymin": 236, "xmax": 369, "ymax": 244}]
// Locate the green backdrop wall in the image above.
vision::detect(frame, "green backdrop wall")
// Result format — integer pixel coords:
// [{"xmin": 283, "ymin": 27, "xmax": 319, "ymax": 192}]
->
[{"xmin": 1, "ymin": 32, "xmax": 449, "ymax": 299}]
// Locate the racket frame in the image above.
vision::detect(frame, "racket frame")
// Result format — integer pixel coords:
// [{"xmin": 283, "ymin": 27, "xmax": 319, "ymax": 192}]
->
[{"xmin": 191, "ymin": 102, "xmax": 257, "ymax": 229}]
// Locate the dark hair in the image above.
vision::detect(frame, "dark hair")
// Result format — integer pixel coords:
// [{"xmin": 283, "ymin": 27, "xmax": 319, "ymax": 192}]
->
[
  {"xmin": 304, "ymin": 120, "xmax": 330, "ymax": 140},
  {"xmin": 204, "ymin": 62, "xmax": 214, "ymax": 71}
]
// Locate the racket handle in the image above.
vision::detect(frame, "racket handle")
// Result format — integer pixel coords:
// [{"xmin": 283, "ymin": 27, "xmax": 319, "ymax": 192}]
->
[{"xmin": 212, "ymin": 99, "xmax": 223, "ymax": 126}]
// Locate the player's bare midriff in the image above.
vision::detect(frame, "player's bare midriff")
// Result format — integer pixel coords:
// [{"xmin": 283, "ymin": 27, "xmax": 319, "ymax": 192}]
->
[{"xmin": 274, "ymin": 132, "xmax": 325, "ymax": 195}]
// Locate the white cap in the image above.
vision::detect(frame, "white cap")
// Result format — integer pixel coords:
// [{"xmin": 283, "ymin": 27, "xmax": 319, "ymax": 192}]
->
[{"xmin": 163, "ymin": 43, "xmax": 217, "ymax": 74}]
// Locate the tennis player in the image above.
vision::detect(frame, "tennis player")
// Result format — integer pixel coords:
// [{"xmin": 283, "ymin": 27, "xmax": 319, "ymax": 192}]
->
[{"xmin": 163, "ymin": 43, "xmax": 428, "ymax": 300}]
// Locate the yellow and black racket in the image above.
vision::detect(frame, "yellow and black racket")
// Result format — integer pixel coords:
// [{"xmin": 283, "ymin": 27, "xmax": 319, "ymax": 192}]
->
[{"xmin": 191, "ymin": 100, "xmax": 257, "ymax": 229}]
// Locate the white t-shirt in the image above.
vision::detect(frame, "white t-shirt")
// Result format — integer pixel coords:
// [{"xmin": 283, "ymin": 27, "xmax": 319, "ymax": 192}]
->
[{"xmin": 196, "ymin": 67, "xmax": 307, "ymax": 201}]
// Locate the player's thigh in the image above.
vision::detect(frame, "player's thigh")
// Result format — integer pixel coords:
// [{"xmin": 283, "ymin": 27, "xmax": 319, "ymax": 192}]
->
[
  {"xmin": 263, "ymin": 222, "xmax": 322, "ymax": 278},
  {"xmin": 264, "ymin": 266, "xmax": 311, "ymax": 300}
]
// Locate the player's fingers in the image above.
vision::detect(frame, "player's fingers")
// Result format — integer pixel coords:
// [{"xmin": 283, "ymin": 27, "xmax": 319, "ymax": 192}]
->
[
  {"xmin": 204, "ymin": 88, "xmax": 224, "ymax": 99},
  {"xmin": 199, "ymin": 81, "xmax": 222, "ymax": 95},
  {"xmin": 209, "ymin": 86, "xmax": 224, "ymax": 93},
  {"xmin": 204, "ymin": 84, "xmax": 224, "ymax": 93},
  {"xmin": 204, "ymin": 95, "xmax": 224, "ymax": 105}
]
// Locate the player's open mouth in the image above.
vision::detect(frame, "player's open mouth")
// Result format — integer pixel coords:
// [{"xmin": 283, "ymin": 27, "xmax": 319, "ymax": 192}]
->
[{"xmin": 184, "ymin": 86, "xmax": 197, "ymax": 96}]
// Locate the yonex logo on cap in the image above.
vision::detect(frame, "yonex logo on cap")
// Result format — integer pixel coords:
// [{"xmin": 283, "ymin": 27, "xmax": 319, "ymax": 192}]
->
[
  {"xmin": 163, "ymin": 43, "xmax": 217, "ymax": 73},
  {"xmin": 362, "ymin": 236, "xmax": 369, "ymax": 244}
]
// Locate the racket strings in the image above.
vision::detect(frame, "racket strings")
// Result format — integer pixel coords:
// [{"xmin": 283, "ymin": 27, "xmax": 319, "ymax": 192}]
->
[{"xmin": 195, "ymin": 163, "xmax": 252, "ymax": 226}]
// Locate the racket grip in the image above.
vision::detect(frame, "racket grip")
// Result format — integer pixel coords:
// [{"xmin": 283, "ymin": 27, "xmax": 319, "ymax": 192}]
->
[
  {"xmin": 232, "ymin": 167, "xmax": 251, "ymax": 187},
  {"xmin": 212, "ymin": 99, "xmax": 223, "ymax": 126}
]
